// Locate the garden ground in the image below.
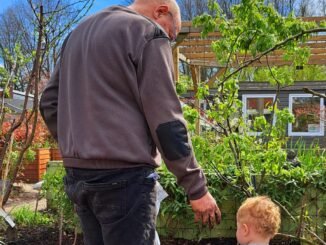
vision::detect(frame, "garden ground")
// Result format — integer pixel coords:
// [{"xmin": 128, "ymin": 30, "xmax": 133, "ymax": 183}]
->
[
  {"xmin": 3, "ymin": 227, "xmax": 300, "ymax": 245},
  {"xmin": 1, "ymin": 184, "xmax": 300, "ymax": 245}
]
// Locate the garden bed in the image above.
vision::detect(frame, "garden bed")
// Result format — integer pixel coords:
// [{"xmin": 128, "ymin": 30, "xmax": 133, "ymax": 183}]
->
[
  {"xmin": 3, "ymin": 226, "xmax": 81, "ymax": 245},
  {"xmin": 2, "ymin": 226, "xmax": 301, "ymax": 245}
]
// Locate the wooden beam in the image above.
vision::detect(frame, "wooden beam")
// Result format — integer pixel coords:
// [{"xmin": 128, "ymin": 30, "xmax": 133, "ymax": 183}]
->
[
  {"xmin": 190, "ymin": 65, "xmax": 199, "ymax": 93},
  {"xmin": 183, "ymin": 48, "xmax": 326, "ymax": 60},
  {"xmin": 184, "ymin": 53, "xmax": 216, "ymax": 59},
  {"xmin": 180, "ymin": 39, "xmax": 214, "ymax": 46},
  {"xmin": 186, "ymin": 53, "xmax": 326, "ymax": 62},
  {"xmin": 240, "ymin": 58, "xmax": 326, "ymax": 67},
  {"xmin": 180, "ymin": 46, "xmax": 214, "ymax": 54},
  {"xmin": 179, "ymin": 40, "xmax": 326, "ymax": 49},
  {"xmin": 180, "ymin": 43, "xmax": 326, "ymax": 53},
  {"xmin": 173, "ymin": 47, "xmax": 179, "ymax": 82},
  {"xmin": 240, "ymin": 54, "xmax": 326, "ymax": 63},
  {"xmin": 178, "ymin": 36, "xmax": 326, "ymax": 47},
  {"xmin": 181, "ymin": 17, "xmax": 326, "ymax": 29},
  {"xmin": 182, "ymin": 22, "xmax": 193, "ymax": 27},
  {"xmin": 187, "ymin": 57, "xmax": 326, "ymax": 67},
  {"xmin": 272, "ymin": 48, "xmax": 326, "ymax": 55},
  {"xmin": 188, "ymin": 32, "xmax": 222, "ymax": 38},
  {"xmin": 301, "ymin": 16, "xmax": 326, "ymax": 22},
  {"xmin": 207, "ymin": 68, "xmax": 227, "ymax": 87},
  {"xmin": 188, "ymin": 59, "xmax": 224, "ymax": 67},
  {"xmin": 309, "ymin": 35, "xmax": 326, "ymax": 41},
  {"xmin": 305, "ymin": 43, "xmax": 326, "ymax": 48}
]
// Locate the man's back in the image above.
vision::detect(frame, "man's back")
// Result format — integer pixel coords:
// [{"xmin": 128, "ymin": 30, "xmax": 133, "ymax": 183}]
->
[{"xmin": 57, "ymin": 6, "xmax": 165, "ymax": 168}]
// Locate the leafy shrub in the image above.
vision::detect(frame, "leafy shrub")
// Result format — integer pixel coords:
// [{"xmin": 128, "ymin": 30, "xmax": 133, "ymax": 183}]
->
[
  {"xmin": 42, "ymin": 164, "xmax": 78, "ymax": 229},
  {"xmin": 24, "ymin": 147, "xmax": 36, "ymax": 162}
]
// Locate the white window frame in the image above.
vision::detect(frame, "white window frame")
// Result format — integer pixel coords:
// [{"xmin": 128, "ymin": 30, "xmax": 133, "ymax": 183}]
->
[
  {"xmin": 242, "ymin": 94, "xmax": 276, "ymax": 135},
  {"xmin": 288, "ymin": 94, "xmax": 325, "ymax": 137}
]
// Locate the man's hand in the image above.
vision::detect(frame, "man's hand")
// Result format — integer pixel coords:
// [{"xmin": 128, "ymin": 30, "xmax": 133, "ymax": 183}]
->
[{"xmin": 189, "ymin": 191, "xmax": 221, "ymax": 229}]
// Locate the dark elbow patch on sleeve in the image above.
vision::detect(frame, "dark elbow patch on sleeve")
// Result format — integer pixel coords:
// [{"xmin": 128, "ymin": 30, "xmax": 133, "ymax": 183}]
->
[{"xmin": 156, "ymin": 120, "xmax": 191, "ymax": 161}]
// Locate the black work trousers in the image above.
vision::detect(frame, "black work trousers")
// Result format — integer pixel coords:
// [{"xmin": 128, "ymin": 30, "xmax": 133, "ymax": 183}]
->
[{"xmin": 64, "ymin": 166, "xmax": 157, "ymax": 245}]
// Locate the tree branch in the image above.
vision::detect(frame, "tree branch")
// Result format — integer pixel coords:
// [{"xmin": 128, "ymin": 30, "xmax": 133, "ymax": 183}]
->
[
  {"xmin": 273, "ymin": 199, "xmax": 326, "ymax": 245},
  {"xmin": 303, "ymin": 87, "xmax": 326, "ymax": 99}
]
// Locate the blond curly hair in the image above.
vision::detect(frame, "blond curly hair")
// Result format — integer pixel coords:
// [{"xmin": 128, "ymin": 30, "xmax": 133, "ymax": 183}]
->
[{"xmin": 237, "ymin": 196, "xmax": 281, "ymax": 238}]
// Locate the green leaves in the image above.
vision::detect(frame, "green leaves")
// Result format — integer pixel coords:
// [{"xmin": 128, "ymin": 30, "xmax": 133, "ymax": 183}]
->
[
  {"xmin": 171, "ymin": 1, "xmax": 326, "ymax": 240},
  {"xmin": 176, "ymin": 75, "xmax": 192, "ymax": 95},
  {"xmin": 182, "ymin": 105, "xmax": 198, "ymax": 132},
  {"xmin": 193, "ymin": 14, "xmax": 217, "ymax": 38},
  {"xmin": 196, "ymin": 84, "xmax": 209, "ymax": 99},
  {"xmin": 0, "ymin": 43, "xmax": 33, "ymax": 89},
  {"xmin": 255, "ymin": 34, "xmax": 277, "ymax": 52},
  {"xmin": 321, "ymin": 20, "xmax": 326, "ymax": 28},
  {"xmin": 11, "ymin": 206, "xmax": 54, "ymax": 227},
  {"xmin": 42, "ymin": 164, "xmax": 79, "ymax": 229},
  {"xmin": 193, "ymin": 0, "xmax": 321, "ymax": 80}
]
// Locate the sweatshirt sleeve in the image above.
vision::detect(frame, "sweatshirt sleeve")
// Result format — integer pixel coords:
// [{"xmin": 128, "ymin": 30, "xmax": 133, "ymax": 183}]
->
[
  {"xmin": 39, "ymin": 62, "xmax": 60, "ymax": 141},
  {"xmin": 137, "ymin": 37, "xmax": 208, "ymax": 200}
]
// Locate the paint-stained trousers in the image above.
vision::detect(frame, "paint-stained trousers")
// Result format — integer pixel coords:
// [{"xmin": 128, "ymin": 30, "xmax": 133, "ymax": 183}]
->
[{"xmin": 64, "ymin": 166, "xmax": 157, "ymax": 245}]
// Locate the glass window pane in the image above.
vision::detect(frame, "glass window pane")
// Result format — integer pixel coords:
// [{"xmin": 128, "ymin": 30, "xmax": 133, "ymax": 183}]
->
[
  {"xmin": 246, "ymin": 97, "xmax": 274, "ymax": 125},
  {"xmin": 292, "ymin": 97, "xmax": 321, "ymax": 133}
]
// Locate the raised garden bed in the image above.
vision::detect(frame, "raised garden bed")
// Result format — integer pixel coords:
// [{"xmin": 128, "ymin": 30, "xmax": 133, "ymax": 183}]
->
[
  {"xmin": 18, "ymin": 148, "xmax": 51, "ymax": 183},
  {"xmin": 50, "ymin": 148, "xmax": 62, "ymax": 161}
]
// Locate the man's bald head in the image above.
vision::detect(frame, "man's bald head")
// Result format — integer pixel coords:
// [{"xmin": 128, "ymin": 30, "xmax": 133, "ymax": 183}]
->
[
  {"xmin": 129, "ymin": 0, "xmax": 181, "ymax": 40},
  {"xmin": 133, "ymin": 0, "xmax": 180, "ymax": 14}
]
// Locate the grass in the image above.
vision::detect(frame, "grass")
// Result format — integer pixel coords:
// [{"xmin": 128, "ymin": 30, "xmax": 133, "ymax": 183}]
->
[{"xmin": 10, "ymin": 206, "xmax": 54, "ymax": 227}]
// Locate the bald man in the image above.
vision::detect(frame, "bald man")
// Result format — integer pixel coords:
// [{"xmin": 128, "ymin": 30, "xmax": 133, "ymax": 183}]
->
[{"xmin": 40, "ymin": 0, "xmax": 221, "ymax": 244}]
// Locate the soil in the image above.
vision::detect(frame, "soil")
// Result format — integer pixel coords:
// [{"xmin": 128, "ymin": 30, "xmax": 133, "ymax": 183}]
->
[
  {"xmin": 3, "ymin": 226, "xmax": 82, "ymax": 245},
  {"xmin": 1, "ymin": 226, "xmax": 301, "ymax": 245},
  {"xmin": 161, "ymin": 237, "xmax": 300, "ymax": 245}
]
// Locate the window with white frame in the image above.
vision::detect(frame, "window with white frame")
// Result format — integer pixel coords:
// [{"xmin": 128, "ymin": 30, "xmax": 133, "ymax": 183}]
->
[
  {"xmin": 242, "ymin": 94, "xmax": 276, "ymax": 134},
  {"xmin": 288, "ymin": 94, "xmax": 324, "ymax": 136}
]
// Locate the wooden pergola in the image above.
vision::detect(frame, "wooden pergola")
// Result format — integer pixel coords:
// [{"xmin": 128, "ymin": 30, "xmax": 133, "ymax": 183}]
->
[
  {"xmin": 173, "ymin": 17, "xmax": 326, "ymax": 79},
  {"xmin": 172, "ymin": 17, "xmax": 326, "ymax": 133}
]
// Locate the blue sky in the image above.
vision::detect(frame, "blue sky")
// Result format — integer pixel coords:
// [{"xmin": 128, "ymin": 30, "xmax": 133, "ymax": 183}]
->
[
  {"xmin": 89, "ymin": 0, "xmax": 127, "ymax": 14},
  {"xmin": 0, "ymin": 0, "xmax": 127, "ymax": 14}
]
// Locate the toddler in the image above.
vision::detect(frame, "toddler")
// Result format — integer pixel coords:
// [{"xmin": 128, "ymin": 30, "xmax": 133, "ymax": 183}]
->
[{"xmin": 236, "ymin": 196, "xmax": 281, "ymax": 245}]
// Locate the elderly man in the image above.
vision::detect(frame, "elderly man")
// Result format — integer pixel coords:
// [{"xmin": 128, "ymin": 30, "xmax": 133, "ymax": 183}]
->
[{"xmin": 40, "ymin": 0, "xmax": 221, "ymax": 244}]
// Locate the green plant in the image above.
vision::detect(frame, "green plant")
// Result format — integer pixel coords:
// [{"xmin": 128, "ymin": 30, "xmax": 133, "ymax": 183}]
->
[
  {"xmin": 11, "ymin": 206, "xmax": 54, "ymax": 227},
  {"xmin": 182, "ymin": 105, "xmax": 199, "ymax": 132},
  {"xmin": 41, "ymin": 164, "xmax": 78, "ymax": 229},
  {"xmin": 24, "ymin": 147, "xmax": 36, "ymax": 162},
  {"xmin": 176, "ymin": 75, "xmax": 193, "ymax": 95},
  {"xmin": 0, "ymin": 218, "xmax": 6, "ymax": 236},
  {"xmin": 244, "ymin": 65, "xmax": 326, "ymax": 82},
  {"xmin": 170, "ymin": 0, "xmax": 326, "ymax": 243}
]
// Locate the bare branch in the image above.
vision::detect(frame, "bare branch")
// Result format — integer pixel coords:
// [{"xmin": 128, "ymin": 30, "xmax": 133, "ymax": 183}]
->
[
  {"xmin": 303, "ymin": 87, "xmax": 326, "ymax": 99},
  {"xmin": 273, "ymin": 199, "xmax": 326, "ymax": 245}
]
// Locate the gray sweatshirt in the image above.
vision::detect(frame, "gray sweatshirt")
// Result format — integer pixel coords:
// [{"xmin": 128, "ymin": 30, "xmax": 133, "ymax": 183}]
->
[{"xmin": 39, "ymin": 6, "xmax": 207, "ymax": 200}]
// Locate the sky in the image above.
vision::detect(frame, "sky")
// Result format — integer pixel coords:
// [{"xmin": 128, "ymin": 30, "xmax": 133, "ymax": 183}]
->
[
  {"xmin": 0, "ymin": 0, "xmax": 127, "ymax": 14},
  {"xmin": 88, "ymin": 0, "xmax": 126, "ymax": 14}
]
